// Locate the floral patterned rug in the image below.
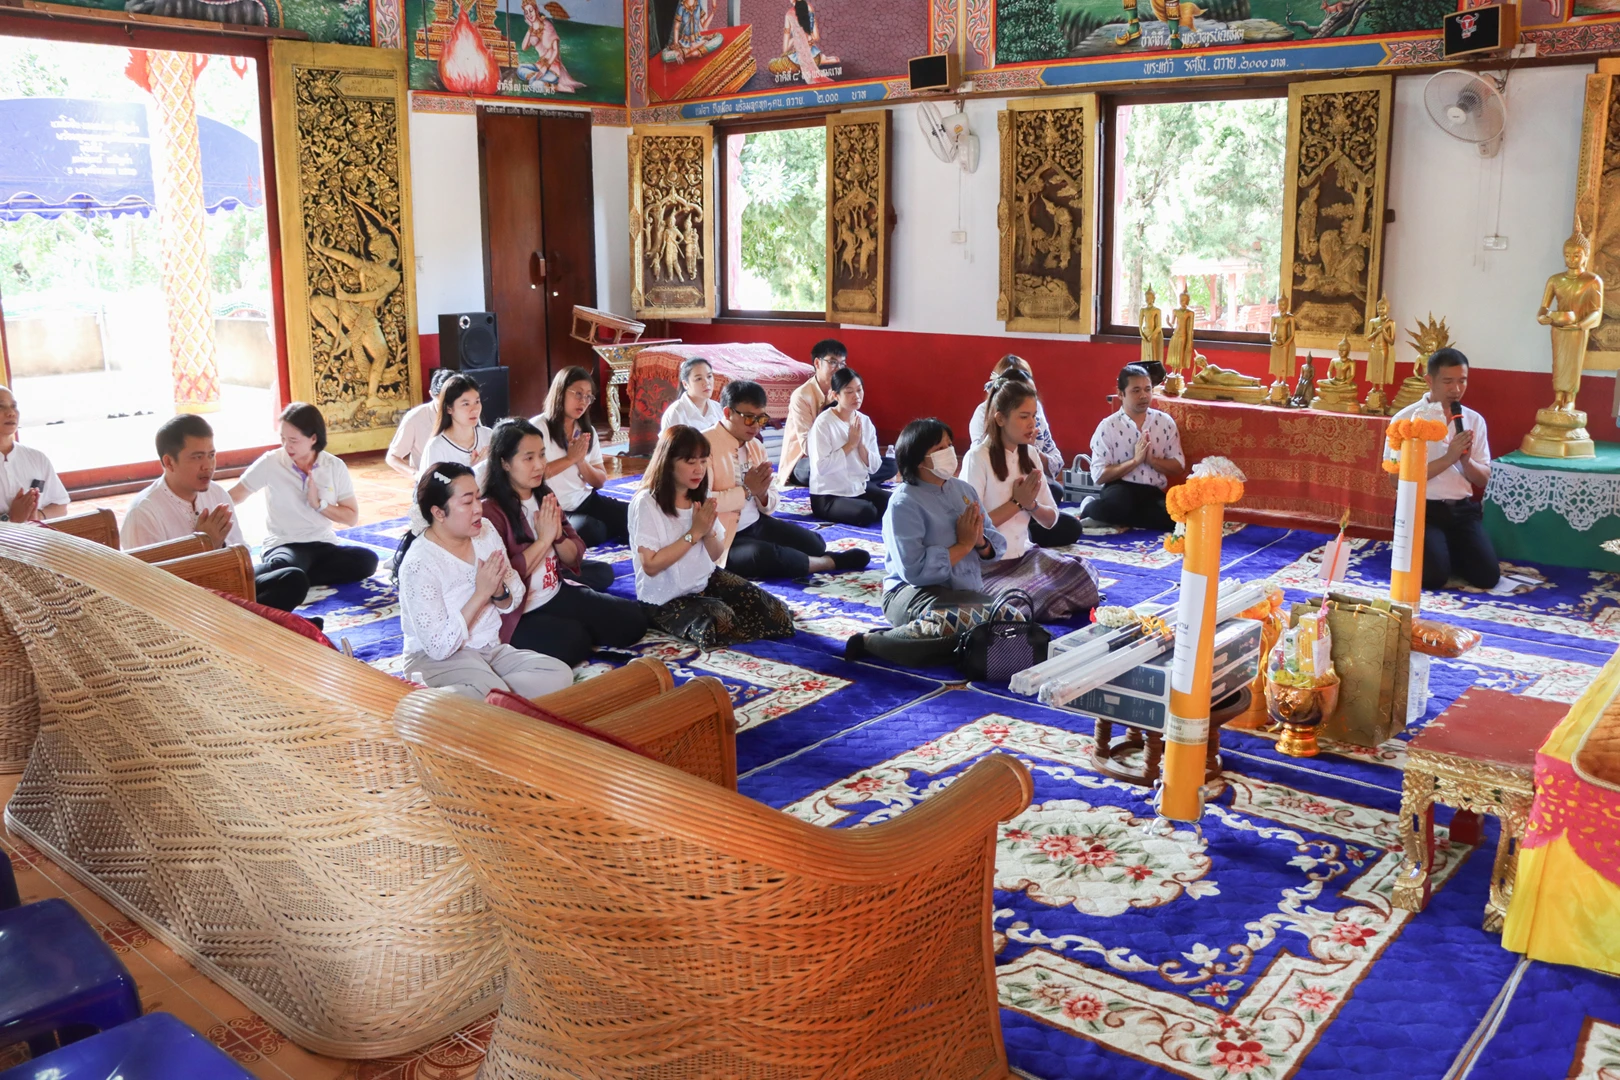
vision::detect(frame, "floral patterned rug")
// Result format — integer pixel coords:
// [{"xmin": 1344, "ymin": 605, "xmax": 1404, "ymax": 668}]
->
[{"xmin": 297, "ymin": 480, "xmax": 1620, "ymax": 1079}]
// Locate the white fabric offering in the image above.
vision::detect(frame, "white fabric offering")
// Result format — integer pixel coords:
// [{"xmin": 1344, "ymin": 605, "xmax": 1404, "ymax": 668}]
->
[
  {"xmin": 959, "ymin": 442, "xmax": 1057, "ymax": 561},
  {"xmin": 0, "ymin": 442, "xmax": 69, "ymax": 513},
  {"xmin": 388, "ymin": 402, "xmax": 437, "ymax": 470},
  {"xmin": 1088, "ymin": 408, "xmax": 1183, "ymax": 490},
  {"xmin": 519, "ymin": 494, "xmax": 563, "ymax": 612},
  {"xmin": 1488, "ymin": 462, "xmax": 1620, "ymax": 531},
  {"xmin": 238, "ymin": 449, "xmax": 356, "ymax": 550},
  {"xmin": 628, "ymin": 488, "xmax": 727, "ymax": 607},
  {"xmin": 121, "ymin": 478, "xmax": 244, "ymax": 549},
  {"xmin": 398, "ymin": 519, "xmax": 524, "ymax": 659},
  {"xmin": 418, "ymin": 426, "xmax": 493, "ymax": 478},
  {"xmin": 1388, "ymin": 394, "xmax": 1490, "ymax": 503},
  {"xmin": 535, "ymin": 419, "xmax": 605, "ymax": 512},
  {"xmin": 659, "ymin": 394, "xmax": 723, "ymax": 433},
  {"xmin": 808, "ymin": 409, "xmax": 881, "ymax": 498}
]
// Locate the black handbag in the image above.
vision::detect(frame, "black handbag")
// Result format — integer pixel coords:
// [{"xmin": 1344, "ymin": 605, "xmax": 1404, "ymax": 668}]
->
[{"xmin": 955, "ymin": 589, "xmax": 1051, "ymax": 682}]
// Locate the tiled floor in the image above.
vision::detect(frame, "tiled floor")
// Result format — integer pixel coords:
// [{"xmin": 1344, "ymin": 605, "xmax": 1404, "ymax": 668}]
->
[{"xmin": 4, "ymin": 444, "xmax": 647, "ymax": 1077}]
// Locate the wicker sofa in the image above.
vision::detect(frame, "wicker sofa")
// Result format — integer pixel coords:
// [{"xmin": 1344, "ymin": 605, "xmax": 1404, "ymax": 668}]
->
[
  {"xmin": 0, "ymin": 526, "xmax": 716, "ymax": 1058},
  {"xmin": 397, "ymin": 684, "xmax": 1033, "ymax": 1078}
]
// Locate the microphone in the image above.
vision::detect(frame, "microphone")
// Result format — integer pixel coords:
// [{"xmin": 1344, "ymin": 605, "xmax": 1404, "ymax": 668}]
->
[{"xmin": 1449, "ymin": 400, "xmax": 1464, "ymax": 435}]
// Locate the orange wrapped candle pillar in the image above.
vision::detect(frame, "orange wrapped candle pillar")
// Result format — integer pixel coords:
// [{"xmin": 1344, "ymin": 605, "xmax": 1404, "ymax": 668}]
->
[
  {"xmin": 1160, "ymin": 460, "xmax": 1247, "ymax": 824},
  {"xmin": 1384, "ymin": 416, "xmax": 1447, "ymax": 611}
]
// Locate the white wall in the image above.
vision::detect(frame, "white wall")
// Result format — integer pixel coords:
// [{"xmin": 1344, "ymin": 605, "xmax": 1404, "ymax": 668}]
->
[
  {"xmin": 1382, "ymin": 63, "xmax": 1592, "ymax": 373},
  {"xmin": 407, "ymin": 110, "xmax": 488, "ymax": 334},
  {"xmin": 405, "ymin": 108, "xmax": 632, "ymax": 335}
]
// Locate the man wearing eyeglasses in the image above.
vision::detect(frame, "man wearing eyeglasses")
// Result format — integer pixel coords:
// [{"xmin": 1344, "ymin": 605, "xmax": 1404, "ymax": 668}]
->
[{"xmin": 705, "ymin": 378, "xmax": 870, "ymax": 580}]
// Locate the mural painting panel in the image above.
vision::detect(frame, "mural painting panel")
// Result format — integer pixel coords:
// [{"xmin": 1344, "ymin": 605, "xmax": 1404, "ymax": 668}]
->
[{"xmin": 407, "ymin": 0, "xmax": 626, "ymax": 104}]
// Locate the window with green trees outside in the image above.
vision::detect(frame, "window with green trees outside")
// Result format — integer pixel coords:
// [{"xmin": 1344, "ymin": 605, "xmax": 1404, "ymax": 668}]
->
[
  {"xmin": 722, "ymin": 124, "xmax": 827, "ymax": 316},
  {"xmin": 1106, "ymin": 95, "xmax": 1286, "ymax": 340}
]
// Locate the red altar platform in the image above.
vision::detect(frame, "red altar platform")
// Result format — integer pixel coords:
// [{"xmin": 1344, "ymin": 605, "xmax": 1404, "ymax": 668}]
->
[{"xmin": 1157, "ymin": 397, "xmax": 1394, "ymax": 534}]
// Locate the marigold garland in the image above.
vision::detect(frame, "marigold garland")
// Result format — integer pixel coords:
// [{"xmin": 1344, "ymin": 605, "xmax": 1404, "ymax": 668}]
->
[
  {"xmin": 1382, "ymin": 416, "xmax": 1449, "ymax": 474},
  {"xmin": 1166, "ymin": 475, "xmax": 1245, "ymax": 524},
  {"xmin": 1237, "ymin": 588, "xmax": 1284, "ymax": 622},
  {"xmin": 1163, "ymin": 534, "xmax": 1185, "ymax": 554}
]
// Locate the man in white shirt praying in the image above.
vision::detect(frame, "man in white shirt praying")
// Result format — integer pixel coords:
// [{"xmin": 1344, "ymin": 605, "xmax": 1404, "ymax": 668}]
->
[
  {"xmin": 1085, "ymin": 364, "xmax": 1183, "ymax": 531},
  {"xmin": 1387, "ymin": 348, "xmax": 1499, "ymax": 591},
  {"xmin": 121, "ymin": 415, "xmax": 309, "ymax": 611},
  {"xmin": 0, "ymin": 385, "xmax": 69, "ymax": 523}
]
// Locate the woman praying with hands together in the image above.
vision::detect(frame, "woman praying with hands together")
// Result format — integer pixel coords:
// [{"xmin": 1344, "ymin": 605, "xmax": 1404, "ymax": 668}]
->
[
  {"xmin": 808, "ymin": 367, "xmax": 888, "ymax": 526},
  {"xmin": 535, "ymin": 367, "xmax": 629, "ymax": 548},
  {"xmin": 629, "ymin": 425, "xmax": 794, "ymax": 649},
  {"xmin": 395, "ymin": 462, "xmax": 572, "ymax": 699},
  {"xmin": 659, "ymin": 356, "xmax": 723, "ymax": 432},
  {"xmin": 418, "ymin": 373, "xmax": 493, "ymax": 478}
]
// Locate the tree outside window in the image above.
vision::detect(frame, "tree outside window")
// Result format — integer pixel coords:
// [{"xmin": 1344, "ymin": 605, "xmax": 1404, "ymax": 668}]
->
[{"xmin": 723, "ymin": 125, "xmax": 827, "ymax": 315}]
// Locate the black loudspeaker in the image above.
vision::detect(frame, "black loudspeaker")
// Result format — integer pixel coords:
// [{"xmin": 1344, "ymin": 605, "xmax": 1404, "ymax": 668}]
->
[
  {"xmin": 908, "ymin": 52, "xmax": 961, "ymax": 93},
  {"xmin": 437, "ymin": 312, "xmax": 499, "ymax": 370},
  {"xmin": 432, "ymin": 365, "xmax": 510, "ymax": 427},
  {"xmin": 1443, "ymin": 4, "xmax": 1517, "ymax": 58}
]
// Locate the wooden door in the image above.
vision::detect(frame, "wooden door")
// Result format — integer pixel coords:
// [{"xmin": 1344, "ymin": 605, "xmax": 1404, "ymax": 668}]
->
[
  {"xmin": 537, "ymin": 113, "xmax": 599, "ymax": 402},
  {"xmin": 478, "ymin": 111, "xmax": 549, "ymax": 418}
]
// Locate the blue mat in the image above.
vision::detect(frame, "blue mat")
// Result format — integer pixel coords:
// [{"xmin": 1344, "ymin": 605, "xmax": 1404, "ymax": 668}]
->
[{"xmin": 297, "ymin": 482, "xmax": 1620, "ymax": 1079}]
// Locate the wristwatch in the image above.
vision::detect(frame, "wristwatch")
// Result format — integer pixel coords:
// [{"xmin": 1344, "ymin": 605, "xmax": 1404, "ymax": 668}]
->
[{"xmin": 683, "ymin": 532, "xmax": 695, "ymax": 545}]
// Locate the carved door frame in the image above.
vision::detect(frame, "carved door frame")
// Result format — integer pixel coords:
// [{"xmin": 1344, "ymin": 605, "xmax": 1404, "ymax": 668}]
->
[
  {"xmin": 630, "ymin": 125, "xmax": 716, "ymax": 320},
  {"xmin": 825, "ymin": 110, "xmax": 893, "ymax": 326},
  {"xmin": 268, "ymin": 41, "xmax": 422, "ymax": 455}
]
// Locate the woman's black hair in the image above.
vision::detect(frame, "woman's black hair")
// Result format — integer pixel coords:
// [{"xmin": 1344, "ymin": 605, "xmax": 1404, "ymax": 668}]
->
[
  {"xmin": 541, "ymin": 365, "xmax": 597, "ymax": 450},
  {"xmin": 985, "ymin": 379, "xmax": 1038, "ymax": 483},
  {"xmin": 795, "ymin": 0, "xmax": 812, "ymax": 33},
  {"xmin": 644, "ymin": 424, "xmax": 711, "ymax": 516},
  {"xmin": 392, "ymin": 461, "xmax": 476, "ymax": 576},
  {"xmin": 895, "ymin": 417, "xmax": 954, "ymax": 486},
  {"xmin": 435, "ymin": 373, "xmax": 483, "ymax": 436},
  {"xmin": 279, "ymin": 402, "xmax": 327, "ymax": 454},
  {"xmin": 481, "ymin": 417, "xmax": 551, "ymax": 545},
  {"xmin": 819, "ymin": 366, "xmax": 862, "ymax": 413},
  {"xmin": 678, "ymin": 356, "xmax": 712, "ymax": 383}
]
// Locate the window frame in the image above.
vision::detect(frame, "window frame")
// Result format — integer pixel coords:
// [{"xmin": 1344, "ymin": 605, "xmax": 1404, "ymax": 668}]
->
[
  {"xmin": 715, "ymin": 114, "xmax": 831, "ymax": 323},
  {"xmin": 1096, "ymin": 86, "xmax": 1289, "ymax": 348}
]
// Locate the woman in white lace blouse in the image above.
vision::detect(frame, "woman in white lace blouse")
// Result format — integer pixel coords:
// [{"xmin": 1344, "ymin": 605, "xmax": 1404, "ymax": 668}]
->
[{"xmin": 394, "ymin": 462, "xmax": 573, "ymax": 700}]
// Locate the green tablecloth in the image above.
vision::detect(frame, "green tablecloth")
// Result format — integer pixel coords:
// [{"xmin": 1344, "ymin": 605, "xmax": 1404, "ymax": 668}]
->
[{"xmin": 1485, "ymin": 445, "xmax": 1620, "ymax": 572}]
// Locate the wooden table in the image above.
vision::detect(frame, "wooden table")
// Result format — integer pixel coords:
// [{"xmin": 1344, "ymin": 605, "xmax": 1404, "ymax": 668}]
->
[
  {"xmin": 1157, "ymin": 396, "xmax": 1394, "ymax": 534},
  {"xmin": 1091, "ymin": 688, "xmax": 1249, "ymax": 788},
  {"xmin": 1393, "ymin": 688, "xmax": 1569, "ymax": 932}
]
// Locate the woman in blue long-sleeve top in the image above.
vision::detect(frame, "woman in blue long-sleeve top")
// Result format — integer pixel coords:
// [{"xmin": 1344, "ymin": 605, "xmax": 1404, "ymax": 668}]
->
[{"xmin": 845, "ymin": 417, "xmax": 1010, "ymax": 668}]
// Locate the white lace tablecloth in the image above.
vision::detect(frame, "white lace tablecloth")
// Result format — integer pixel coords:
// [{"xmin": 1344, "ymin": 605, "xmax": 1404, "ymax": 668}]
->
[{"xmin": 1487, "ymin": 459, "xmax": 1620, "ymax": 532}]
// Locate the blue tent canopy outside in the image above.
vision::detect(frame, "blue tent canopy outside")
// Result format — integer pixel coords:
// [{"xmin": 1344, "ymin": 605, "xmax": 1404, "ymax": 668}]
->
[{"xmin": 0, "ymin": 97, "xmax": 265, "ymax": 221}]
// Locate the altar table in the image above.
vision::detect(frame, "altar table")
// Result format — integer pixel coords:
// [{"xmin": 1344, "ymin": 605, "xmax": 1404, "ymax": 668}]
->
[
  {"xmin": 1484, "ymin": 445, "xmax": 1620, "ymax": 572},
  {"xmin": 1156, "ymin": 397, "xmax": 1394, "ymax": 533}
]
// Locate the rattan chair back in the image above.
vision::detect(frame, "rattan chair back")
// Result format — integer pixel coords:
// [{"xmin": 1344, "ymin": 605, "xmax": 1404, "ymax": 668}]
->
[
  {"xmin": 125, "ymin": 531, "xmax": 211, "ymax": 562},
  {"xmin": 396, "ymin": 687, "xmax": 1030, "ymax": 1080},
  {"xmin": 156, "ymin": 544, "xmax": 256, "ymax": 602},
  {"xmin": 43, "ymin": 507, "xmax": 119, "ymax": 548}
]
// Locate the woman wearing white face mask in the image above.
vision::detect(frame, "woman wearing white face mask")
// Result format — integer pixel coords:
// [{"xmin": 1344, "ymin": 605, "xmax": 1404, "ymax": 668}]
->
[{"xmin": 844, "ymin": 418, "xmax": 1011, "ymax": 669}]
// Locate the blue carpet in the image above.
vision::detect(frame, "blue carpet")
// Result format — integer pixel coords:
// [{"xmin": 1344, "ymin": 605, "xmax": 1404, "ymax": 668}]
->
[{"xmin": 299, "ymin": 482, "xmax": 1620, "ymax": 1079}]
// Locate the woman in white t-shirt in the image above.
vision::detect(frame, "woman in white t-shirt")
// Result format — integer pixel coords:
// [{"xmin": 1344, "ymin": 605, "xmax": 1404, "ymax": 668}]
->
[
  {"xmin": 418, "ymin": 373, "xmax": 493, "ymax": 479},
  {"xmin": 393, "ymin": 462, "xmax": 572, "ymax": 699},
  {"xmin": 960, "ymin": 380, "xmax": 1098, "ymax": 621},
  {"xmin": 967, "ymin": 357, "xmax": 1064, "ymax": 499},
  {"xmin": 480, "ymin": 418, "xmax": 648, "ymax": 666},
  {"xmin": 807, "ymin": 367, "xmax": 888, "ymax": 527},
  {"xmin": 629, "ymin": 425, "xmax": 793, "ymax": 650},
  {"xmin": 658, "ymin": 356, "xmax": 723, "ymax": 433},
  {"xmin": 534, "ymin": 366, "xmax": 628, "ymax": 548},
  {"xmin": 228, "ymin": 403, "xmax": 379, "ymax": 598}
]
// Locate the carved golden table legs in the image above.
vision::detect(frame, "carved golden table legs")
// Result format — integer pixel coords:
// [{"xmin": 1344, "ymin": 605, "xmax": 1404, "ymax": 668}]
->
[
  {"xmin": 1393, "ymin": 749, "xmax": 1534, "ymax": 932},
  {"xmin": 605, "ymin": 360, "xmax": 632, "ymax": 444}
]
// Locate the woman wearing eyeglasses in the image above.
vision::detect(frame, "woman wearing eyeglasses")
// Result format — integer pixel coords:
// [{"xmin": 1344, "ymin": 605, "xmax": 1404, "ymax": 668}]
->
[{"xmin": 533, "ymin": 366, "xmax": 629, "ymax": 551}]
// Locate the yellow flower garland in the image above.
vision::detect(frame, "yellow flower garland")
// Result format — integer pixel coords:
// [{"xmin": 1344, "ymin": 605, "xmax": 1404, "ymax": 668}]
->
[
  {"xmin": 1161, "ymin": 474, "xmax": 1245, "ymax": 552},
  {"xmin": 1382, "ymin": 416, "xmax": 1451, "ymax": 474}
]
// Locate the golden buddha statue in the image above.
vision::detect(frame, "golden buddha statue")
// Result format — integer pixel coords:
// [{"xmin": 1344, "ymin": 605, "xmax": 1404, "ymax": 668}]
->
[
  {"xmin": 1162, "ymin": 289, "xmax": 1196, "ymax": 396},
  {"xmin": 1523, "ymin": 221, "xmax": 1604, "ymax": 457},
  {"xmin": 1310, "ymin": 333, "xmax": 1362, "ymax": 413},
  {"xmin": 1362, "ymin": 294, "xmax": 1396, "ymax": 415},
  {"xmin": 1185, "ymin": 352, "xmax": 1267, "ymax": 404},
  {"xmin": 1267, "ymin": 303, "xmax": 1295, "ymax": 407},
  {"xmin": 1138, "ymin": 285, "xmax": 1164, "ymax": 369},
  {"xmin": 1391, "ymin": 313, "xmax": 1450, "ymax": 411}
]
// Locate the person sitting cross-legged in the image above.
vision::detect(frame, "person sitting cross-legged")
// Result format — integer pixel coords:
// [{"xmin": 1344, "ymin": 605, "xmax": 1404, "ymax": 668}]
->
[
  {"xmin": 121, "ymin": 415, "xmax": 309, "ymax": 612},
  {"xmin": 704, "ymin": 378, "xmax": 869, "ymax": 580},
  {"xmin": 808, "ymin": 367, "xmax": 890, "ymax": 527},
  {"xmin": 1084, "ymin": 363, "xmax": 1183, "ymax": 531}
]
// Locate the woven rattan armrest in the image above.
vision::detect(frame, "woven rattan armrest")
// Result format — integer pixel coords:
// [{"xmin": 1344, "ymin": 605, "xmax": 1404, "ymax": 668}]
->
[
  {"xmin": 156, "ymin": 545, "xmax": 256, "ymax": 603},
  {"xmin": 125, "ymin": 532, "xmax": 212, "ymax": 563},
  {"xmin": 536, "ymin": 656, "xmax": 674, "ymax": 723},
  {"xmin": 587, "ymin": 676, "xmax": 737, "ymax": 789},
  {"xmin": 43, "ymin": 508, "xmax": 119, "ymax": 548}
]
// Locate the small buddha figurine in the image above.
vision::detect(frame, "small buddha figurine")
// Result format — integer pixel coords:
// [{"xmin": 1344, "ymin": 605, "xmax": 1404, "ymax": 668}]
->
[
  {"xmin": 1138, "ymin": 285, "xmax": 1164, "ymax": 369},
  {"xmin": 1523, "ymin": 220, "xmax": 1605, "ymax": 457},
  {"xmin": 1267, "ymin": 303, "xmax": 1296, "ymax": 406},
  {"xmin": 1163, "ymin": 289, "xmax": 1196, "ymax": 395},
  {"xmin": 1362, "ymin": 295, "xmax": 1396, "ymax": 415},
  {"xmin": 1290, "ymin": 353, "xmax": 1317, "ymax": 408},
  {"xmin": 1310, "ymin": 333, "xmax": 1362, "ymax": 413}
]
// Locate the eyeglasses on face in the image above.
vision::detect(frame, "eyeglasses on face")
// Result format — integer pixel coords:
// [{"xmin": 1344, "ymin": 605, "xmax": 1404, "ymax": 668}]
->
[
  {"xmin": 567, "ymin": 389, "xmax": 596, "ymax": 404},
  {"xmin": 735, "ymin": 411, "xmax": 771, "ymax": 427}
]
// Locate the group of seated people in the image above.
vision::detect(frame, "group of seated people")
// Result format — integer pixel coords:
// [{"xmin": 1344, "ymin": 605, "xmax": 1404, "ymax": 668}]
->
[{"xmin": 0, "ymin": 338, "xmax": 1498, "ymax": 703}]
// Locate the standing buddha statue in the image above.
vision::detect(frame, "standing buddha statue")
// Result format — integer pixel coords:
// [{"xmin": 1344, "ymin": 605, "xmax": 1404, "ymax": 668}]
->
[
  {"xmin": 1522, "ymin": 220, "xmax": 1604, "ymax": 457},
  {"xmin": 1138, "ymin": 285, "xmax": 1164, "ymax": 370},
  {"xmin": 1362, "ymin": 294, "xmax": 1396, "ymax": 415},
  {"xmin": 1162, "ymin": 288, "xmax": 1195, "ymax": 396},
  {"xmin": 1267, "ymin": 303, "xmax": 1295, "ymax": 406}
]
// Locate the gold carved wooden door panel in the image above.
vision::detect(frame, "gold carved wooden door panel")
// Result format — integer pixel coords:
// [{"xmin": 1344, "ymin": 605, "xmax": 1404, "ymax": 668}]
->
[
  {"xmin": 268, "ymin": 42, "xmax": 421, "ymax": 454},
  {"xmin": 825, "ymin": 110, "xmax": 892, "ymax": 326},
  {"xmin": 630, "ymin": 126, "xmax": 715, "ymax": 320},
  {"xmin": 1575, "ymin": 66, "xmax": 1620, "ymax": 371},
  {"xmin": 997, "ymin": 94, "xmax": 1097, "ymax": 335},
  {"xmin": 1280, "ymin": 75, "xmax": 1393, "ymax": 352}
]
